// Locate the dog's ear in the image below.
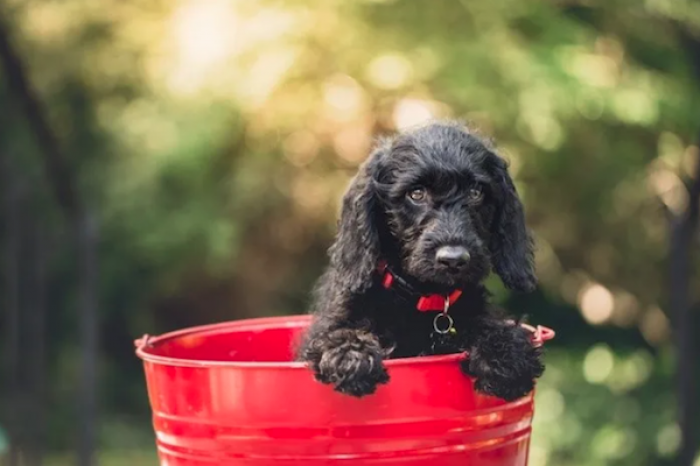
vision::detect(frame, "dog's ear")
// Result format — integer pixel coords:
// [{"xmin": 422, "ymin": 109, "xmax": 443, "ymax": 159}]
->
[
  {"xmin": 328, "ymin": 145, "xmax": 388, "ymax": 294},
  {"xmin": 489, "ymin": 157, "xmax": 536, "ymax": 292}
]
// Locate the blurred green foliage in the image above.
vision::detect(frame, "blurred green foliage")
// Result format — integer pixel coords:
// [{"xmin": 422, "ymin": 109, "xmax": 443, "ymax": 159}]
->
[{"xmin": 1, "ymin": 0, "xmax": 700, "ymax": 465}]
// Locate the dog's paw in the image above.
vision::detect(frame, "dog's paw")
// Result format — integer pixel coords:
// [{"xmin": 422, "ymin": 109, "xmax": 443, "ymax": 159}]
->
[
  {"xmin": 461, "ymin": 325, "xmax": 544, "ymax": 401},
  {"xmin": 313, "ymin": 331, "xmax": 389, "ymax": 397}
]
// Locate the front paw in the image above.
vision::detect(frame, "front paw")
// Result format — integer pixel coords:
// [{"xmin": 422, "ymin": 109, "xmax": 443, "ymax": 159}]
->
[
  {"xmin": 462, "ymin": 327, "xmax": 544, "ymax": 401},
  {"xmin": 313, "ymin": 332, "xmax": 389, "ymax": 397}
]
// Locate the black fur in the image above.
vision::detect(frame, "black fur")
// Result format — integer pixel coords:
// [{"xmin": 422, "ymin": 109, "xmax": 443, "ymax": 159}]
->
[{"xmin": 297, "ymin": 120, "xmax": 544, "ymax": 401}]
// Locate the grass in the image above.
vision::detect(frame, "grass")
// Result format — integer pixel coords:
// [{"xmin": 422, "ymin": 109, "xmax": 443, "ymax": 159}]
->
[{"xmin": 46, "ymin": 450, "xmax": 159, "ymax": 466}]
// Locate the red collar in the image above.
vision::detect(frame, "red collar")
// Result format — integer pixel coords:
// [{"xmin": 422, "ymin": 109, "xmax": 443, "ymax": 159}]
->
[{"xmin": 377, "ymin": 261, "xmax": 463, "ymax": 312}]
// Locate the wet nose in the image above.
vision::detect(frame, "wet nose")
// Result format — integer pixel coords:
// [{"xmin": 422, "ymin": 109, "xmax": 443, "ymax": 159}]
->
[{"xmin": 435, "ymin": 246, "xmax": 471, "ymax": 268}]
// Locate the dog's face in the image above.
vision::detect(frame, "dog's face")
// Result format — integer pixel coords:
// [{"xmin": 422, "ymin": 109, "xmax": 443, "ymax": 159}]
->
[
  {"xmin": 376, "ymin": 124, "xmax": 509, "ymax": 288},
  {"xmin": 378, "ymin": 130, "xmax": 498, "ymax": 287},
  {"xmin": 330, "ymin": 121, "xmax": 535, "ymax": 294}
]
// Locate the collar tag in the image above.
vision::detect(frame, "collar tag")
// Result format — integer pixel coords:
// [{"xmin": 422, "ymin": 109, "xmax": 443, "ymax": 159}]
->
[{"xmin": 433, "ymin": 312, "xmax": 455, "ymax": 335}]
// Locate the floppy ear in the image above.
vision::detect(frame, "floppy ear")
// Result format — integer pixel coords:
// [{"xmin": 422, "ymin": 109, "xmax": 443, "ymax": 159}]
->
[
  {"xmin": 328, "ymin": 146, "xmax": 388, "ymax": 294},
  {"xmin": 489, "ymin": 158, "xmax": 536, "ymax": 292}
]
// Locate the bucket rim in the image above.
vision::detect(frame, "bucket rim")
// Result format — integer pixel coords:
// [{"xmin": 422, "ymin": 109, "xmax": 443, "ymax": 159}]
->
[
  {"xmin": 135, "ymin": 314, "xmax": 554, "ymax": 369},
  {"xmin": 134, "ymin": 315, "xmax": 467, "ymax": 369}
]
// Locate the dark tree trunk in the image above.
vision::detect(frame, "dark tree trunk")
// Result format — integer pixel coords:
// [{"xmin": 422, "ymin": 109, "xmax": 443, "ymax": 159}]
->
[
  {"xmin": 666, "ymin": 20, "xmax": 700, "ymax": 466},
  {"xmin": 668, "ymin": 141, "xmax": 700, "ymax": 466},
  {"xmin": 76, "ymin": 212, "xmax": 99, "ymax": 466},
  {"xmin": 1, "ymin": 155, "xmax": 22, "ymax": 466},
  {"xmin": 25, "ymin": 215, "xmax": 49, "ymax": 466}
]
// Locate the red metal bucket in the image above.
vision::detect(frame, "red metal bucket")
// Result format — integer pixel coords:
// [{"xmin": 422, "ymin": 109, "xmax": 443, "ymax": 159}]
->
[{"xmin": 135, "ymin": 315, "xmax": 554, "ymax": 466}]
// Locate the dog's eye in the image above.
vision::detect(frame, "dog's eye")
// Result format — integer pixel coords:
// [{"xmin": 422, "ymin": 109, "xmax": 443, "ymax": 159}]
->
[
  {"xmin": 407, "ymin": 187, "xmax": 428, "ymax": 203},
  {"xmin": 468, "ymin": 186, "xmax": 484, "ymax": 203}
]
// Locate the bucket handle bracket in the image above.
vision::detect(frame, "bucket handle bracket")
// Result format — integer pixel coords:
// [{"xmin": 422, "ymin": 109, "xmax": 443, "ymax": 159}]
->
[{"xmin": 134, "ymin": 334, "xmax": 153, "ymax": 350}]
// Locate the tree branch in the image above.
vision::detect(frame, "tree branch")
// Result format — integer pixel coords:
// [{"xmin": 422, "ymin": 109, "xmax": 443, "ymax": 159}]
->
[{"xmin": 0, "ymin": 10, "xmax": 79, "ymax": 218}]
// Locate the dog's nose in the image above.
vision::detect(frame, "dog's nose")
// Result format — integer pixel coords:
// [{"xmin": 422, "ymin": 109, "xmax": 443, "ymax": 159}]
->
[{"xmin": 435, "ymin": 246, "xmax": 471, "ymax": 268}]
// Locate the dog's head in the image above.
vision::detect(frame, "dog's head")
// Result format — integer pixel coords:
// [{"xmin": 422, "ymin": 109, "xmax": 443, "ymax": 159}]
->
[{"xmin": 329, "ymin": 121, "xmax": 535, "ymax": 294}]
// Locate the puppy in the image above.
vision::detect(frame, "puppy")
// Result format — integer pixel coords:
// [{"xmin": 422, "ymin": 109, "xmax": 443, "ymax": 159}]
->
[{"xmin": 297, "ymin": 120, "xmax": 544, "ymax": 401}]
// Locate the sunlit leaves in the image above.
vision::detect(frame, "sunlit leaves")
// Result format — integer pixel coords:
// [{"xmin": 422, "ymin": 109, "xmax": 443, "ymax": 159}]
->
[{"xmin": 532, "ymin": 347, "xmax": 670, "ymax": 466}]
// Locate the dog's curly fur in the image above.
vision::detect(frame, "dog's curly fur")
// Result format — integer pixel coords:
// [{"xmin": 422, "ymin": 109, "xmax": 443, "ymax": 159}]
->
[{"xmin": 297, "ymin": 120, "xmax": 544, "ymax": 401}]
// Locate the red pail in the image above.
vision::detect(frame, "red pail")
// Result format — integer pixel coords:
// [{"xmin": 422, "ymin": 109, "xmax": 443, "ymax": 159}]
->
[{"xmin": 135, "ymin": 315, "xmax": 554, "ymax": 465}]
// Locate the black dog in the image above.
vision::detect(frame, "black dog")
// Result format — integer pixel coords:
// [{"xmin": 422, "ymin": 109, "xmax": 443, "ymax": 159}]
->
[{"xmin": 297, "ymin": 120, "xmax": 544, "ymax": 401}]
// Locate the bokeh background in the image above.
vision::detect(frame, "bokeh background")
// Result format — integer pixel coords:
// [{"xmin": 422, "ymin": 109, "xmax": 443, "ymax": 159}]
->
[{"xmin": 1, "ymin": 0, "xmax": 699, "ymax": 465}]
